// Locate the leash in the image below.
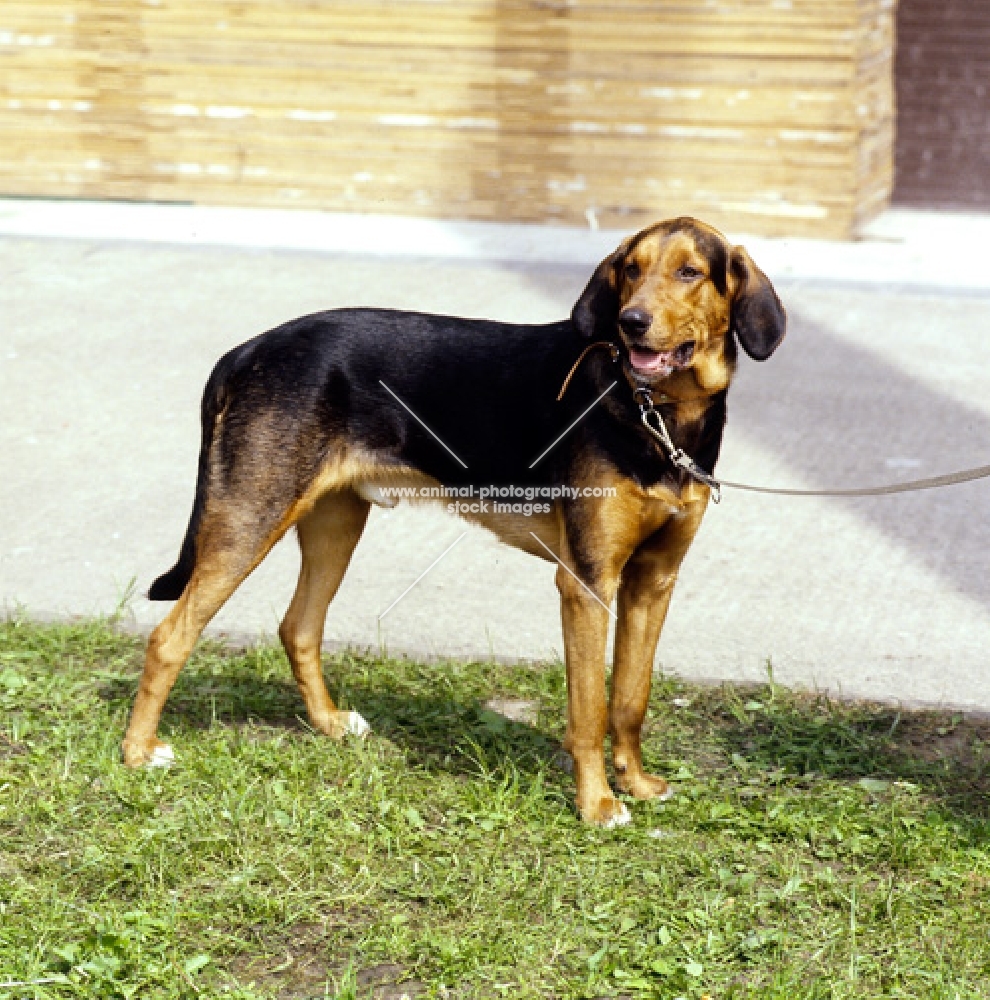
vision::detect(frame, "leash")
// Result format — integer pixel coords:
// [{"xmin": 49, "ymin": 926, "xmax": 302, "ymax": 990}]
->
[
  {"xmin": 719, "ymin": 467, "xmax": 990, "ymax": 499},
  {"xmin": 635, "ymin": 392, "xmax": 990, "ymax": 504},
  {"xmin": 556, "ymin": 341, "xmax": 620, "ymax": 401},
  {"xmin": 559, "ymin": 340, "xmax": 990, "ymax": 503}
]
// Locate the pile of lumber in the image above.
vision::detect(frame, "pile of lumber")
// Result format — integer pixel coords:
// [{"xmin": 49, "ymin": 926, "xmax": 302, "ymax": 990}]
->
[{"xmin": 0, "ymin": 1, "xmax": 896, "ymax": 237}]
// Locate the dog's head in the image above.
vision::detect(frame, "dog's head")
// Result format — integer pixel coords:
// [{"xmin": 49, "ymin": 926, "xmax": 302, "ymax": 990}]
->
[{"xmin": 571, "ymin": 217, "xmax": 786, "ymax": 392}]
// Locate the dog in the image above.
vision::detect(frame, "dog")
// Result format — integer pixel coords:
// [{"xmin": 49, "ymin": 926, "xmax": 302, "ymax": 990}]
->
[{"xmin": 123, "ymin": 216, "xmax": 785, "ymax": 827}]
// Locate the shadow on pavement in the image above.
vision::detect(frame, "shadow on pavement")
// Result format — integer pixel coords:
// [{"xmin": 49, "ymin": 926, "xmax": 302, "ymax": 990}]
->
[{"xmin": 729, "ymin": 293, "xmax": 990, "ymax": 612}]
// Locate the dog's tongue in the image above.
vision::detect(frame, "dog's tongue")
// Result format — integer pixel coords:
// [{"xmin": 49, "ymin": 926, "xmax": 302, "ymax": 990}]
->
[{"xmin": 629, "ymin": 346, "xmax": 676, "ymax": 374}]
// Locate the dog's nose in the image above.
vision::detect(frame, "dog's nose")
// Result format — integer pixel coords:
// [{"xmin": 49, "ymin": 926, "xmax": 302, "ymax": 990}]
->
[{"xmin": 618, "ymin": 307, "xmax": 652, "ymax": 339}]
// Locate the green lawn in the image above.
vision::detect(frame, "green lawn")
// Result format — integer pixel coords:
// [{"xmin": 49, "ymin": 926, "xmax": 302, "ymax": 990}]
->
[{"xmin": 1, "ymin": 617, "xmax": 989, "ymax": 999}]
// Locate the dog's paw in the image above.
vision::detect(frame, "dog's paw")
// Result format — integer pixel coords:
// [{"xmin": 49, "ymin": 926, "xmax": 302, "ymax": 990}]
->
[
  {"xmin": 313, "ymin": 710, "xmax": 372, "ymax": 739},
  {"xmin": 122, "ymin": 738, "xmax": 174, "ymax": 769},
  {"xmin": 617, "ymin": 771, "xmax": 673, "ymax": 802},
  {"xmin": 320, "ymin": 710, "xmax": 372, "ymax": 739},
  {"xmin": 343, "ymin": 710, "xmax": 371, "ymax": 737},
  {"xmin": 602, "ymin": 801, "xmax": 632, "ymax": 829},
  {"xmin": 581, "ymin": 795, "xmax": 631, "ymax": 828},
  {"xmin": 147, "ymin": 744, "xmax": 175, "ymax": 769}
]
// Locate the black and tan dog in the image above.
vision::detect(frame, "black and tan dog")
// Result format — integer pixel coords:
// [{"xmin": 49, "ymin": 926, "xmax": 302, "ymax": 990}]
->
[{"xmin": 124, "ymin": 216, "xmax": 785, "ymax": 827}]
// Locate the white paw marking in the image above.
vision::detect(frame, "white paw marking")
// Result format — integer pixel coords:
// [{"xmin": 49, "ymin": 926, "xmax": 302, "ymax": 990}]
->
[
  {"xmin": 602, "ymin": 802, "xmax": 632, "ymax": 829},
  {"xmin": 344, "ymin": 711, "xmax": 371, "ymax": 737},
  {"xmin": 146, "ymin": 744, "xmax": 175, "ymax": 769},
  {"xmin": 657, "ymin": 784, "xmax": 675, "ymax": 802}
]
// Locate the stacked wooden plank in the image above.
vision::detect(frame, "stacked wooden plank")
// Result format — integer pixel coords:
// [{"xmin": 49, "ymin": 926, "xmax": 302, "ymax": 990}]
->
[{"xmin": 0, "ymin": 1, "xmax": 896, "ymax": 238}]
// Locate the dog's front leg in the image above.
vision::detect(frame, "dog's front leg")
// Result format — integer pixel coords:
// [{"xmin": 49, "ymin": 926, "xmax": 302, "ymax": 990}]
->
[
  {"xmin": 610, "ymin": 491, "xmax": 709, "ymax": 800},
  {"xmin": 556, "ymin": 555, "xmax": 629, "ymax": 828}
]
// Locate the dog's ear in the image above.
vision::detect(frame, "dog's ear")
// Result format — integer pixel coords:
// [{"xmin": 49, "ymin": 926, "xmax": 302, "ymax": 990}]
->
[
  {"xmin": 729, "ymin": 246, "xmax": 786, "ymax": 361},
  {"xmin": 571, "ymin": 240, "xmax": 630, "ymax": 339}
]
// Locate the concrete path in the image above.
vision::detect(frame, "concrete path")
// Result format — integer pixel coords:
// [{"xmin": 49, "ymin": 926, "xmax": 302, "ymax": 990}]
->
[{"xmin": 3, "ymin": 200, "xmax": 990, "ymax": 711}]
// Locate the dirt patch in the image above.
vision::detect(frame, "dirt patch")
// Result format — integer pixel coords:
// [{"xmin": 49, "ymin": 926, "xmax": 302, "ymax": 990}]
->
[
  {"xmin": 0, "ymin": 734, "xmax": 26, "ymax": 760},
  {"xmin": 895, "ymin": 714, "xmax": 990, "ymax": 769},
  {"xmin": 227, "ymin": 923, "xmax": 424, "ymax": 999},
  {"xmin": 227, "ymin": 922, "xmax": 329, "ymax": 999},
  {"xmin": 357, "ymin": 964, "xmax": 426, "ymax": 998}
]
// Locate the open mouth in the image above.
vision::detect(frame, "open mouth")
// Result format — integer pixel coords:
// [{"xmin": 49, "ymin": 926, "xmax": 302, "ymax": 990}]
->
[{"xmin": 627, "ymin": 341, "xmax": 696, "ymax": 377}]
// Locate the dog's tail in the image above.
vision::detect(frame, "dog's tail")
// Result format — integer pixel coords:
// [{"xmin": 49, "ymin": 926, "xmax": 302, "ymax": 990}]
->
[{"xmin": 148, "ymin": 366, "xmax": 229, "ymax": 602}]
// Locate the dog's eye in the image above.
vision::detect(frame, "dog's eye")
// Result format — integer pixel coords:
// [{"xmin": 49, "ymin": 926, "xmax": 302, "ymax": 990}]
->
[
  {"xmin": 676, "ymin": 265, "xmax": 703, "ymax": 281},
  {"xmin": 624, "ymin": 262, "xmax": 641, "ymax": 281}
]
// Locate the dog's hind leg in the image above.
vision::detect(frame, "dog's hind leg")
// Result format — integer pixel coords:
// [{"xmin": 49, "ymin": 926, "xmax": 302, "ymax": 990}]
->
[
  {"xmin": 123, "ymin": 505, "xmax": 297, "ymax": 768},
  {"xmin": 278, "ymin": 488, "xmax": 371, "ymax": 738}
]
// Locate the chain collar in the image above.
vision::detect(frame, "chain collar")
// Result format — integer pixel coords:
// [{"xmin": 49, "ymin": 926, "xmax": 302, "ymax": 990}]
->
[
  {"xmin": 633, "ymin": 388, "xmax": 722, "ymax": 503},
  {"xmin": 556, "ymin": 342, "xmax": 722, "ymax": 502}
]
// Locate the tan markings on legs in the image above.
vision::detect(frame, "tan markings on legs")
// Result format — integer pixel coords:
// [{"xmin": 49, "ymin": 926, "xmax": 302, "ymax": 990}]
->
[
  {"xmin": 124, "ymin": 551, "xmax": 264, "ymax": 765},
  {"xmin": 122, "ymin": 498, "xmax": 309, "ymax": 767},
  {"xmin": 279, "ymin": 489, "xmax": 370, "ymax": 738},
  {"xmin": 610, "ymin": 486, "xmax": 709, "ymax": 799},
  {"xmin": 122, "ymin": 440, "xmax": 411, "ymax": 767},
  {"xmin": 555, "ymin": 524, "xmax": 630, "ymax": 828}
]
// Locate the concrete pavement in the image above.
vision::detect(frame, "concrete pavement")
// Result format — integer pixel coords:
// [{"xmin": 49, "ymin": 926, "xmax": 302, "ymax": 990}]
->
[{"xmin": 3, "ymin": 199, "xmax": 990, "ymax": 711}]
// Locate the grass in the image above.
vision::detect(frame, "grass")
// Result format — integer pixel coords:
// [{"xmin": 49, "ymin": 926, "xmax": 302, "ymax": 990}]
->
[{"xmin": 1, "ymin": 617, "xmax": 990, "ymax": 999}]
